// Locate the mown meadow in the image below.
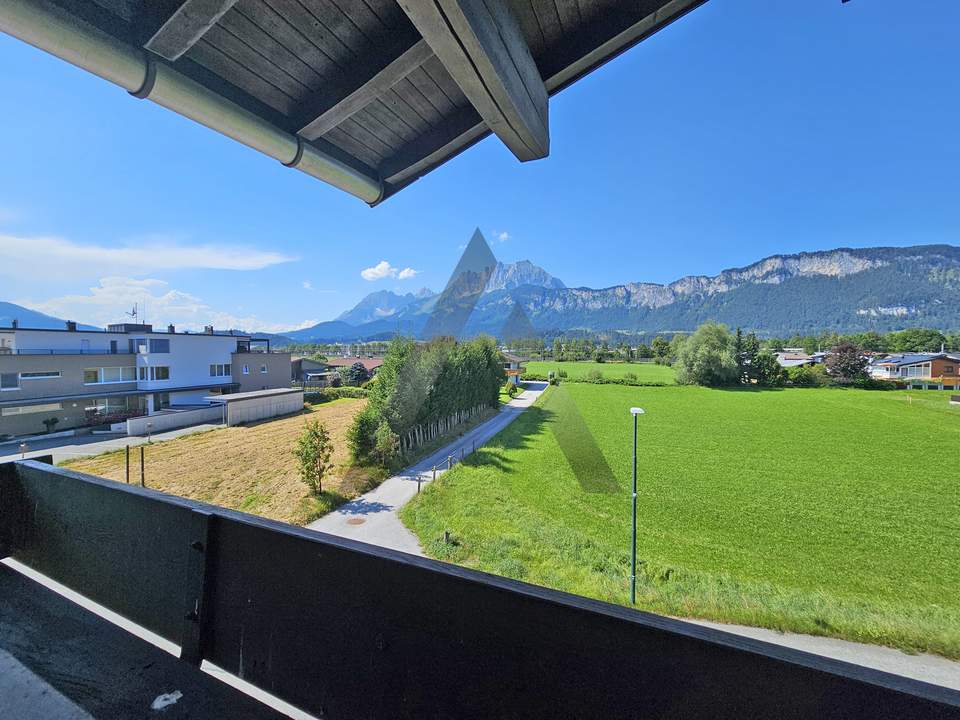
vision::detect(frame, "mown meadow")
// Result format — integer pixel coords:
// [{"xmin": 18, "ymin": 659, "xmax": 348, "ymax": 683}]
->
[
  {"xmin": 523, "ymin": 360, "xmax": 676, "ymax": 384},
  {"xmin": 400, "ymin": 382, "xmax": 960, "ymax": 657}
]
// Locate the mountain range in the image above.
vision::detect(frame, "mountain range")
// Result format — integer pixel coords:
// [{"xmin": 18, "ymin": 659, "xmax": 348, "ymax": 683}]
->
[
  {"xmin": 4, "ymin": 245, "xmax": 958, "ymax": 342},
  {"xmin": 284, "ymin": 245, "xmax": 960, "ymax": 342},
  {"xmin": 0, "ymin": 302, "xmax": 100, "ymax": 331}
]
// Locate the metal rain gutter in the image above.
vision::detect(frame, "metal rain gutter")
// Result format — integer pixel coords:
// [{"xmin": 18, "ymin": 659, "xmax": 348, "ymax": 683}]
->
[{"xmin": 0, "ymin": 0, "xmax": 383, "ymax": 204}]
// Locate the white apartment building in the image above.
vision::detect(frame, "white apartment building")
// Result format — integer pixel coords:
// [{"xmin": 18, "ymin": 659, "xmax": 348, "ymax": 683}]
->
[{"xmin": 0, "ymin": 321, "xmax": 290, "ymax": 438}]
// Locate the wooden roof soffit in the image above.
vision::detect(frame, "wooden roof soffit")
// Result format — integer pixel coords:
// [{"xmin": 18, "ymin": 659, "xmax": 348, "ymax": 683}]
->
[{"xmin": 396, "ymin": 0, "xmax": 550, "ymax": 162}]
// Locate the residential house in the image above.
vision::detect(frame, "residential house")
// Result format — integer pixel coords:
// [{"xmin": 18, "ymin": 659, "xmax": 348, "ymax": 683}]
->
[
  {"xmin": 502, "ymin": 352, "xmax": 524, "ymax": 385},
  {"xmin": 0, "ymin": 322, "xmax": 290, "ymax": 438},
  {"xmin": 868, "ymin": 353, "xmax": 960, "ymax": 386},
  {"xmin": 291, "ymin": 357, "xmax": 339, "ymax": 387},
  {"xmin": 323, "ymin": 356, "xmax": 384, "ymax": 375},
  {"xmin": 774, "ymin": 351, "xmax": 825, "ymax": 369}
]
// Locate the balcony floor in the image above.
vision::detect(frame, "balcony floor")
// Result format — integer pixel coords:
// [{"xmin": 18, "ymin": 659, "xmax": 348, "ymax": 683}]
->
[{"xmin": 0, "ymin": 564, "xmax": 283, "ymax": 719}]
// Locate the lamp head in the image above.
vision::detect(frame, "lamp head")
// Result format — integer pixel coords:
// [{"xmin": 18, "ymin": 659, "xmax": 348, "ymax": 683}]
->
[{"xmin": 630, "ymin": 407, "xmax": 645, "ymax": 416}]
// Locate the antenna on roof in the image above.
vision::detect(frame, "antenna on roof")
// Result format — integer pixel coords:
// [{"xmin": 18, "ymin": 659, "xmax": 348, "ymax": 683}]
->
[{"xmin": 126, "ymin": 303, "xmax": 138, "ymax": 321}]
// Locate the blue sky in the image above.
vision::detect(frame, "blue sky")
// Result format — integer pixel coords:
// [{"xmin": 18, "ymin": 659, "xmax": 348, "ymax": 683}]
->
[{"xmin": 1, "ymin": 0, "xmax": 958, "ymax": 332}]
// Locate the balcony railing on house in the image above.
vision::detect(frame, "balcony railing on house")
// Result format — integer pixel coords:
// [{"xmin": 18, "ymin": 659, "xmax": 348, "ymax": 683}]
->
[
  {"xmin": 1, "ymin": 459, "xmax": 958, "ymax": 719},
  {"xmin": 7, "ymin": 348, "xmax": 136, "ymax": 355}
]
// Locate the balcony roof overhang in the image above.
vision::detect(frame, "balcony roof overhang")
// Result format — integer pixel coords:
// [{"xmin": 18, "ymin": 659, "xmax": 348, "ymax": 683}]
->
[{"xmin": 0, "ymin": 0, "xmax": 706, "ymax": 205}]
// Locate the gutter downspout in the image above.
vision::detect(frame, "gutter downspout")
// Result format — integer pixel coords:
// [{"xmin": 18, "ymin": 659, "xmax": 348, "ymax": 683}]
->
[{"xmin": 0, "ymin": 0, "xmax": 383, "ymax": 204}]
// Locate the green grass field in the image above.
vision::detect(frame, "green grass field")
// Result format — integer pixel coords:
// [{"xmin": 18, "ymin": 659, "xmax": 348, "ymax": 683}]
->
[
  {"xmin": 400, "ymin": 384, "xmax": 960, "ymax": 657},
  {"xmin": 523, "ymin": 360, "xmax": 676, "ymax": 384}
]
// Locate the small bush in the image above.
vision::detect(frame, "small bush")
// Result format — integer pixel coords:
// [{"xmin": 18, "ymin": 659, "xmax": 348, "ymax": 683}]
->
[
  {"xmin": 557, "ymin": 369, "xmax": 568, "ymax": 379},
  {"xmin": 624, "ymin": 371, "xmax": 638, "ymax": 383},
  {"xmin": 585, "ymin": 369, "xmax": 604, "ymax": 383},
  {"xmin": 347, "ymin": 407, "xmax": 379, "ymax": 462},
  {"xmin": 787, "ymin": 364, "xmax": 831, "ymax": 387}
]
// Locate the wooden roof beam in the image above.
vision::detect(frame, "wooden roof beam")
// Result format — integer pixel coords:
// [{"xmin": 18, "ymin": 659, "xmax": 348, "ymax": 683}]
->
[
  {"xmin": 144, "ymin": 0, "xmax": 239, "ymax": 61},
  {"xmin": 297, "ymin": 39, "xmax": 434, "ymax": 141},
  {"xmin": 397, "ymin": 0, "xmax": 549, "ymax": 161}
]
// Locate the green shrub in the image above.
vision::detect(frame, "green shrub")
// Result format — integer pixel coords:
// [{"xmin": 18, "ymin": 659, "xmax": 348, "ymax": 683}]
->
[
  {"xmin": 305, "ymin": 386, "xmax": 368, "ymax": 404},
  {"xmin": 347, "ymin": 407, "xmax": 379, "ymax": 462},
  {"xmin": 787, "ymin": 364, "xmax": 831, "ymax": 387},
  {"xmin": 585, "ymin": 369, "xmax": 604, "ymax": 383},
  {"xmin": 557, "ymin": 369, "xmax": 567, "ymax": 379}
]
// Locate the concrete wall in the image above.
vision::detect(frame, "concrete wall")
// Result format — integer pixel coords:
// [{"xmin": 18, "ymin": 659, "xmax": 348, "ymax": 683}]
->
[
  {"xmin": 232, "ymin": 352, "xmax": 293, "ymax": 393},
  {"xmin": 0, "ymin": 400, "xmax": 92, "ymax": 438},
  {"xmin": 126, "ymin": 406, "xmax": 223, "ymax": 436},
  {"xmin": 224, "ymin": 391, "xmax": 303, "ymax": 425}
]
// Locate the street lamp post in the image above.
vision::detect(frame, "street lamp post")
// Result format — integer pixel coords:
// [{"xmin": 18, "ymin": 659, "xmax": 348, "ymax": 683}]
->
[{"xmin": 629, "ymin": 407, "xmax": 645, "ymax": 605}]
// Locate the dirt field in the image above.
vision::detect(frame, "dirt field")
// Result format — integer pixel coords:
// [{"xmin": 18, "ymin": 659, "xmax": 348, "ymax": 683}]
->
[{"xmin": 63, "ymin": 399, "xmax": 380, "ymax": 525}]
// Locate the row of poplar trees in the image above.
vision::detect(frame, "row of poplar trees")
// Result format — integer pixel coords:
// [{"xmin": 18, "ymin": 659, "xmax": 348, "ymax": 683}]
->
[{"xmin": 348, "ymin": 335, "xmax": 505, "ymax": 463}]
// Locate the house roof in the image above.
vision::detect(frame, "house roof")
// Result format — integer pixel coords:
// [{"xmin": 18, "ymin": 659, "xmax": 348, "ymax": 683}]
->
[
  {"xmin": 2, "ymin": 0, "xmax": 705, "ymax": 204},
  {"xmin": 871, "ymin": 353, "xmax": 946, "ymax": 368},
  {"xmin": 325, "ymin": 357, "xmax": 384, "ymax": 371},
  {"xmin": 501, "ymin": 352, "xmax": 525, "ymax": 364}
]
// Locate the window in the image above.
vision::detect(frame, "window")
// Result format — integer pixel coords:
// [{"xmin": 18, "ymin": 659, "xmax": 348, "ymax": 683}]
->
[
  {"xmin": 210, "ymin": 363, "xmax": 231, "ymax": 377},
  {"xmin": 945, "ymin": 365, "xmax": 955, "ymax": 374},
  {"xmin": 139, "ymin": 367, "xmax": 147, "ymax": 381},
  {"xmin": 149, "ymin": 339, "xmax": 170, "ymax": 353},
  {"xmin": 20, "ymin": 371, "xmax": 61, "ymax": 380},
  {"xmin": 84, "ymin": 367, "xmax": 136, "ymax": 384},
  {"xmin": 242, "ymin": 365, "xmax": 249, "ymax": 375},
  {"xmin": 85, "ymin": 396, "xmax": 145, "ymax": 415},
  {"xmin": 149, "ymin": 366, "xmax": 170, "ymax": 381},
  {"xmin": 260, "ymin": 364, "xmax": 268, "ymax": 374},
  {"xmin": 1, "ymin": 402, "xmax": 62, "ymax": 416},
  {"xmin": 128, "ymin": 338, "xmax": 147, "ymax": 354},
  {"xmin": 1, "ymin": 372, "xmax": 20, "ymax": 390}
]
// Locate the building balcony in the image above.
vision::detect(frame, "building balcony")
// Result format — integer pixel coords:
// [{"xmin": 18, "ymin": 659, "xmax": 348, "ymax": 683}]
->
[
  {"xmin": 6, "ymin": 348, "xmax": 136, "ymax": 355},
  {"xmin": 0, "ymin": 459, "xmax": 957, "ymax": 719}
]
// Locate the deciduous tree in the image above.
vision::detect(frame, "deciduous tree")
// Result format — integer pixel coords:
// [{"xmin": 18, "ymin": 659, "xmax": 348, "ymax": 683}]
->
[{"xmin": 294, "ymin": 420, "xmax": 333, "ymax": 495}]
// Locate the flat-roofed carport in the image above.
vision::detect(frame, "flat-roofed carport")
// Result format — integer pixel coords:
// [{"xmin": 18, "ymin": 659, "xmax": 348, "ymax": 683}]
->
[
  {"xmin": 0, "ymin": 0, "xmax": 707, "ymax": 204},
  {"xmin": 205, "ymin": 387, "xmax": 304, "ymax": 425}
]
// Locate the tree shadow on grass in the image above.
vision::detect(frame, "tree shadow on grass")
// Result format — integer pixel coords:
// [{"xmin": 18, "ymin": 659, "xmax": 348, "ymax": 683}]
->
[
  {"xmin": 543, "ymin": 385, "xmax": 618, "ymax": 493},
  {"xmin": 466, "ymin": 404, "xmax": 554, "ymax": 475},
  {"xmin": 712, "ymin": 385, "xmax": 786, "ymax": 393},
  {"xmin": 467, "ymin": 387, "xmax": 618, "ymax": 494}
]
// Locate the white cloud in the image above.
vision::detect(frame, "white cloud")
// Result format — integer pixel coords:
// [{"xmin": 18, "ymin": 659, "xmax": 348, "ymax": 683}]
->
[
  {"xmin": 302, "ymin": 280, "xmax": 313, "ymax": 290},
  {"xmin": 361, "ymin": 260, "xmax": 396, "ymax": 281},
  {"xmin": 361, "ymin": 261, "xmax": 419, "ymax": 282},
  {"xmin": 0, "ymin": 233, "xmax": 296, "ymax": 279},
  {"xmin": 18, "ymin": 277, "xmax": 310, "ymax": 334},
  {"xmin": 493, "ymin": 229, "xmax": 511, "ymax": 242}
]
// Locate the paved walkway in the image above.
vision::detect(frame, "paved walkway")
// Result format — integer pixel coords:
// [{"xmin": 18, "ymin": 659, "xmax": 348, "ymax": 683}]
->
[
  {"xmin": 308, "ymin": 382, "xmax": 547, "ymax": 554},
  {"xmin": 688, "ymin": 619, "xmax": 960, "ymax": 692},
  {"xmin": 0, "ymin": 423, "xmax": 223, "ymax": 465}
]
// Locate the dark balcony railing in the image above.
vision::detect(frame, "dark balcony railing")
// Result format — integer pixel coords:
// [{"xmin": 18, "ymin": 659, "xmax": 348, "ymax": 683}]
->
[
  {"xmin": 11, "ymin": 348, "xmax": 135, "ymax": 355},
  {"xmin": 1, "ymin": 459, "xmax": 958, "ymax": 720}
]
